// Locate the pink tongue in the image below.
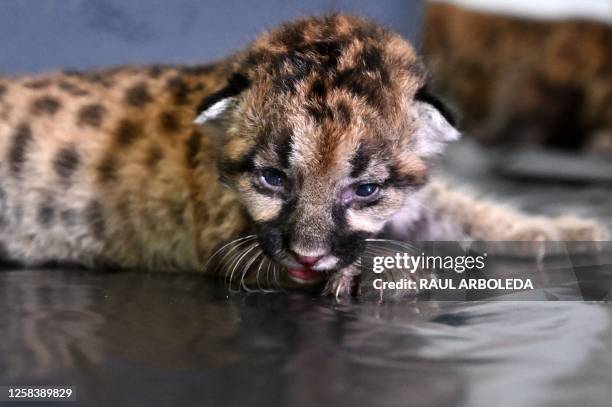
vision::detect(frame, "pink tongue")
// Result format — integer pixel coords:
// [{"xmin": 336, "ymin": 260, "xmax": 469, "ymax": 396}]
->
[{"xmin": 288, "ymin": 268, "xmax": 322, "ymax": 282}]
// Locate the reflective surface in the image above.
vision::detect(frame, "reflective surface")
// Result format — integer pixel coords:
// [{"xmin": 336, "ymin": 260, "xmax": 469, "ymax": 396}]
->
[{"xmin": 1, "ymin": 269, "xmax": 612, "ymax": 407}]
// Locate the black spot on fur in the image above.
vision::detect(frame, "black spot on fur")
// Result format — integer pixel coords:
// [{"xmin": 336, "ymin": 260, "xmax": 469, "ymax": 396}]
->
[
  {"xmin": 196, "ymin": 73, "xmax": 250, "ymax": 116},
  {"xmin": 306, "ymin": 103, "xmax": 333, "ymax": 124},
  {"xmin": 159, "ymin": 111, "xmax": 180, "ymax": 133},
  {"xmin": 333, "ymin": 68, "xmax": 383, "ymax": 108},
  {"xmin": 31, "ymin": 95, "xmax": 61, "ymax": 115},
  {"xmin": 349, "ymin": 143, "xmax": 372, "ymax": 178},
  {"xmin": 115, "ymin": 119, "xmax": 142, "ymax": 146},
  {"xmin": 415, "ymin": 84, "xmax": 456, "ymax": 126},
  {"xmin": 53, "ymin": 146, "xmax": 80, "ymax": 181},
  {"xmin": 361, "ymin": 44, "xmax": 390, "ymax": 85},
  {"xmin": 274, "ymin": 130, "xmax": 293, "ymax": 169},
  {"xmin": 77, "ymin": 104, "xmax": 107, "ymax": 128},
  {"xmin": 166, "ymin": 76, "xmax": 191, "ymax": 105},
  {"xmin": 97, "ymin": 157, "xmax": 118, "ymax": 183},
  {"xmin": 24, "ymin": 79, "xmax": 51, "ymax": 89},
  {"xmin": 185, "ymin": 130, "xmax": 202, "ymax": 169},
  {"xmin": 335, "ymin": 101, "xmax": 352, "ymax": 125},
  {"xmin": 37, "ymin": 198, "xmax": 56, "ymax": 227},
  {"xmin": 125, "ymin": 82, "xmax": 153, "ymax": 107},
  {"xmin": 180, "ymin": 64, "xmax": 216, "ymax": 76},
  {"xmin": 309, "ymin": 78, "xmax": 327, "ymax": 100},
  {"xmin": 60, "ymin": 209, "xmax": 78, "ymax": 227},
  {"xmin": 146, "ymin": 145, "xmax": 164, "ymax": 169},
  {"xmin": 148, "ymin": 65, "xmax": 165, "ymax": 78},
  {"xmin": 58, "ymin": 80, "xmax": 89, "ymax": 96},
  {"xmin": 8, "ymin": 123, "xmax": 32, "ymax": 177},
  {"xmin": 84, "ymin": 200, "xmax": 105, "ymax": 239}
]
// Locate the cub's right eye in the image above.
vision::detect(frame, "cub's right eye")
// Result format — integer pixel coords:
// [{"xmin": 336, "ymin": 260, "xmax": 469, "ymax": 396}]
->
[{"xmin": 258, "ymin": 168, "xmax": 285, "ymax": 191}]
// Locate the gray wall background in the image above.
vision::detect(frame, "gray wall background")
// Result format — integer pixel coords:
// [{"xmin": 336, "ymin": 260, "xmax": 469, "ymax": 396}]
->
[{"xmin": 1, "ymin": 0, "xmax": 424, "ymax": 74}]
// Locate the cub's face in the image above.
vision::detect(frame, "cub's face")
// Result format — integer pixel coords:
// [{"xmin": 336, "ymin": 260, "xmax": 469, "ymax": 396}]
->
[{"xmin": 196, "ymin": 15, "xmax": 459, "ymax": 287}]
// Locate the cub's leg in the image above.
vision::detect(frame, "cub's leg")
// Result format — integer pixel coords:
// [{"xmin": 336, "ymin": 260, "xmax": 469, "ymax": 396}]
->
[
  {"xmin": 329, "ymin": 179, "xmax": 608, "ymax": 298},
  {"xmin": 390, "ymin": 180, "xmax": 608, "ymax": 243}
]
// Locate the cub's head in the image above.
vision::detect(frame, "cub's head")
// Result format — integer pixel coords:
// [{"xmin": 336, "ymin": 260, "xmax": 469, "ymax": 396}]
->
[{"xmin": 196, "ymin": 15, "xmax": 459, "ymax": 288}]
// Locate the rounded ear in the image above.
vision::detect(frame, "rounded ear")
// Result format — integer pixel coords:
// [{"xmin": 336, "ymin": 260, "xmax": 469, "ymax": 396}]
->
[
  {"xmin": 193, "ymin": 73, "xmax": 250, "ymax": 125},
  {"xmin": 413, "ymin": 85, "xmax": 461, "ymax": 158}
]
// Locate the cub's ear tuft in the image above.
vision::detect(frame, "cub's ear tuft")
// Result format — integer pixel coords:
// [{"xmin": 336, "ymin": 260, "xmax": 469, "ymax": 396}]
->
[
  {"xmin": 194, "ymin": 73, "xmax": 250, "ymax": 125},
  {"xmin": 413, "ymin": 85, "xmax": 460, "ymax": 158}
]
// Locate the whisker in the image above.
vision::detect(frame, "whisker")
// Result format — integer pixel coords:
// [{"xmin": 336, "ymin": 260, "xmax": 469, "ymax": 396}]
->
[
  {"xmin": 240, "ymin": 247, "xmax": 263, "ymax": 292},
  {"xmin": 204, "ymin": 235, "xmax": 256, "ymax": 273},
  {"xmin": 228, "ymin": 242, "xmax": 259, "ymax": 293},
  {"xmin": 221, "ymin": 238, "xmax": 258, "ymax": 286}
]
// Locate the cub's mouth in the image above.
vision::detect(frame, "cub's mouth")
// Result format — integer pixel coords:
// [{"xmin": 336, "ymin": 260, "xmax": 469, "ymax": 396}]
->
[
  {"xmin": 286, "ymin": 268, "xmax": 326, "ymax": 285},
  {"xmin": 206, "ymin": 235, "xmax": 343, "ymax": 291}
]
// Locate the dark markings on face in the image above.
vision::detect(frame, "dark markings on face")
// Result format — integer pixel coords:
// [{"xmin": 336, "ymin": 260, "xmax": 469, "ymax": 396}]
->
[
  {"xmin": 84, "ymin": 200, "xmax": 105, "ymax": 239},
  {"xmin": 97, "ymin": 157, "xmax": 118, "ymax": 183},
  {"xmin": 53, "ymin": 146, "xmax": 80, "ymax": 181},
  {"xmin": 330, "ymin": 203, "xmax": 370, "ymax": 267},
  {"xmin": 159, "ymin": 111, "xmax": 180, "ymax": 133},
  {"xmin": 274, "ymin": 130, "xmax": 293, "ymax": 169},
  {"xmin": 0, "ymin": 84, "xmax": 6, "ymax": 100},
  {"xmin": 58, "ymin": 80, "xmax": 89, "ymax": 96},
  {"xmin": 349, "ymin": 143, "xmax": 372, "ymax": 178},
  {"xmin": 60, "ymin": 209, "xmax": 78, "ymax": 227},
  {"xmin": 8, "ymin": 123, "xmax": 32, "ymax": 177},
  {"xmin": 31, "ymin": 95, "xmax": 61, "ymax": 116},
  {"xmin": 166, "ymin": 76, "xmax": 190, "ymax": 105},
  {"xmin": 115, "ymin": 119, "xmax": 143, "ymax": 146},
  {"xmin": 125, "ymin": 82, "xmax": 153, "ymax": 107},
  {"xmin": 24, "ymin": 79, "xmax": 51, "ymax": 89},
  {"xmin": 185, "ymin": 130, "xmax": 202, "ymax": 169},
  {"xmin": 37, "ymin": 197, "xmax": 56, "ymax": 227},
  {"xmin": 218, "ymin": 147, "xmax": 257, "ymax": 178},
  {"xmin": 146, "ymin": 145, "xmax": 164, "ymax": 170},
  {"xmin": 383, "ymin": 164, "xmax": 427, "ymax": 189},
  {"xmin": 77, "ymin": 104, "xmax": 107, "ymax": 128},
  {"xmin": 148, "ymin": 65, "xmax": 165, "ymax": 78},
  {"xmin": 255, "ymin": 195, "xmax": 297, "ymax": 258}
]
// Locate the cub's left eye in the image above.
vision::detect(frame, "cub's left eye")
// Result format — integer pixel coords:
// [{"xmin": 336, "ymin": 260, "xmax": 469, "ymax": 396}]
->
[
  {"xmin": 355, "ymin": 183, "xmax": 380, "ymax": 198},
  {"xmin": 259, "ymin": 168, "xmax": 285, "ymax": 190}
]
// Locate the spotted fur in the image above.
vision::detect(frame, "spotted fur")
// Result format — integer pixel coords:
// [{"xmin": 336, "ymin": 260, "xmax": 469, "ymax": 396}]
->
[{"xmin": 0, "ymin": 15, "xmax": 606, "ymax": 297}]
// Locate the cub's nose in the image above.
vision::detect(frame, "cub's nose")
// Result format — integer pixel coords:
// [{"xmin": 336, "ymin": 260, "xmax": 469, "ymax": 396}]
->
[{"xmin": 293, "ymin": 253, "xmax": 325, "ymax": 267}]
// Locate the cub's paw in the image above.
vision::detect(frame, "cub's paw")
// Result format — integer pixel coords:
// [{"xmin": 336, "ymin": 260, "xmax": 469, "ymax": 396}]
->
[
  {"xmin": 323, "ymin": 266, "xmax": 360, "ymax": 299},
  {"xmin": 502, "ymin": 216, "xmax": 608, "ymax": 257}
]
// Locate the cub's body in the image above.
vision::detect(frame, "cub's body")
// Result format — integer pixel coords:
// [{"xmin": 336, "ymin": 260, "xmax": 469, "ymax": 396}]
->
[
  {"xmin": 0, "ymin": 65, "xmax": 248, "ymax": 270},
  {"xmin": 0, "ymin": 15, "xmax": 605, "ymax": 295}
]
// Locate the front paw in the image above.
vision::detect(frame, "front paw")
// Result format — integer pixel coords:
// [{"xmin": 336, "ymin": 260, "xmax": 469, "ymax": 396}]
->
[{"xmin": 323, "ymin": 266, "xmax": 360, "ymax": 299}]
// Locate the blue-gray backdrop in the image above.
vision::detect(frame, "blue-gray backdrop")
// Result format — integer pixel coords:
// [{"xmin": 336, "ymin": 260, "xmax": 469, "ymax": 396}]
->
[{"xmin": 1, "ymin": 0, "xmax": 423, "ymax": 74}]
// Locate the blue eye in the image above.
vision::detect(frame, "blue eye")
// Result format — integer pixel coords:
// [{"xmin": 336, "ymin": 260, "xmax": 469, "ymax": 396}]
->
[
  {"xmin": 260, "ymin": 168, "xmax": 285, "ymax": 189},
  {"xmin": 355, "ymin": 183, "xmax": 379, "ymax": 197}
]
